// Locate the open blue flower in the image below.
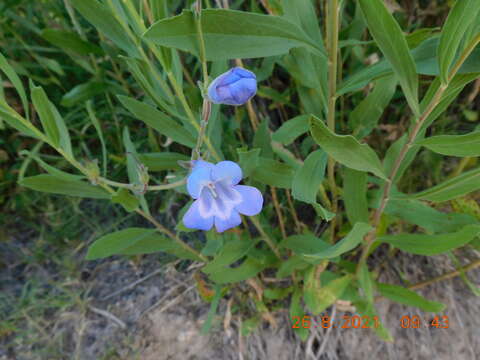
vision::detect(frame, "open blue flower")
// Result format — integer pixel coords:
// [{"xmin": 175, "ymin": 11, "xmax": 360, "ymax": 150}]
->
[
  {"xmin": 183, "ymin": 160, "xmax": 263, "ymax": 233},
  {"xmin": 207, "ymin": 67, "xmax": 257, "ymax": 106}
]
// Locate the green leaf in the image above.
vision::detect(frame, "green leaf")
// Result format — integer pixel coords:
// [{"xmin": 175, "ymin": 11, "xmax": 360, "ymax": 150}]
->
[
  {"xmin": 86, "ymin": 228, "xmax": 202, "ymax": 261},
  {"xmin": 280, "ymin": 234, "xmax": 331, "ymax": 255},
  {"xmin": 437, "ymin": 0, "xmax": 480, "ymax": 83},
  {"xmin": 289, "ymin": 289, "xmax": 309, "ymax": 341},
  {"xmin": 0, "ymin": 51, "xmax": 29, "ymax": 119},
  {"xmin": 111, "ymin": 188, "xmax": 139, "ymax": 212},
  {"xmin": 144, "ymin": 9, "xmax": 325, "ymax": 60},
  {"xmin": 19, "ymin": 150, "xmax": 84, "ymax": 182},
  {"xmin": 409, "ymin": 167, "xmax": 480, "ymax": 202},
  {"xmin": 276, "ymin": 255, "xmax": 310, "ymax": 278},
  {"xmin": 251, "ymin": 157, "xmax": 295, "ymax": 188},
  {"xmin": 310, "ymin": 116, "xmax": 386, "ymax": 179},
  {"xmin": 343, "ymin": 168, "xmax": 369, "ymax": 225},
  {"xmin": 138, "ymin": 152, "xmax": 189, "ymax": 171},
  {"xmin": 237, "ymin": 148, "xmax": 261, "ymax": 178},
  {"xmin": 304, "ymin": 272, "xmax": 352, "ymax": 315},
  {"xmin": 350, "ymin": 75, "xmax": 397, "ymax": 138},
  {"xmin": 303, "ymin": 222, "xmax": 372, "ymax": 260},
  {"xmin": 41, "ymin": 29, "xmax": 103, "ymax": 56},
  {"xmin": 359, "ymin": 0, "xmax": 419, "ymax": 116},
  {"xmin": 272, "ymin": 115, "xmax": 310, "ymax": 145},
  {"xmin": 417, "ymin": 131, "xmax": 480, "ymax": 157},
  {"xmin": 355, "ymin": 301, "xmax": 393, "ymax": 342},
  {"xmin": 119, "ymin": 233, "xmax": 200, "ymax": 260},
  {"xmin": 202, "ymin": 237, "xmax": 257, "ymax": 274},
  {"xmin": 292, "ymin": 150, "xmax": 326, "ymax": 202},
  {"xmin": 207, "ymin": 258, "xmax": 266, "ymax": 284},
  {"xmin": 61, "ymin": 81, "xmax": 109, "ymax": 107},
  {"xmin": 253, "ymin": 119, "xmax": 273, "ymax": 158},
  {"xmin": 31, "ymin": 84, "xmax": 72, "ymax": 155},
  {"xmin": 280, "ymin": 0, "xmax": 325, "ymax": 48},
  {"xmin": 0, "ymin": 98, "xmax": 42, "ymax": 139},
  {"xmin": 379, "ymin": 224, "xmax": 480, "ymax": 255},
  {"xmin": 384, "ymin": 198, "xmax": 477, "ymax": 234},
  {"xmin": 377, "ymin": 283, "xmax": 446, "ymax": 312},
  {"xmin": 118, "ymin": 95, "xmax": 195, "ymax": 148},
  {"xmin": 338, "ymin": 37, "xmax": 480, "ymax": 95},
  {"xmin": 31, "ymin": 84, "xmax": 58, "ymax": 146},
  {"xmin": 358, "ymin": 264, "xmax": 374, "ymax": 303},
  {"xmin": 70, "ymin": 0, "xmax": 140, "ymax": 57},
  {"xmin": 20, "ymin": 174, "xmax": 110, "ymax": 199},
  {"xmin": 292, "ymin": 150, "xmax": 333, "ymax": 220},
  {"xmin": 201, "ymin": 285, "xmax": 222, "ymax": 334},
  {"xmin": 86, "ymin": 228, "xmax": 156, "ymax": 260},
  {"xmin": 86, "ymin": 101, "xmax": 107, "ymax": 176}
]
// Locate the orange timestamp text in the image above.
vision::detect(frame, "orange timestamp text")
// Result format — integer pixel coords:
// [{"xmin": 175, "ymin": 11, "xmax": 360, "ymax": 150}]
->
[
  {"xmin": 400, "ymin": 315, "xmax": 449, "ymax": 328},
  {"xmin": 292, "ymin": 315, "xmax": 380, "ymax": 329}
]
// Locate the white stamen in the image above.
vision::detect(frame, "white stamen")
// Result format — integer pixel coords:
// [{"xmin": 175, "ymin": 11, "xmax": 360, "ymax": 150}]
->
[{"xmin": 206, "ymin": 182, "xmax": 218, "ymax": 198}]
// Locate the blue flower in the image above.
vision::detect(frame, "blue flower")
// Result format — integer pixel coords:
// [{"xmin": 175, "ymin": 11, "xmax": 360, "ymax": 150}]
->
[
  {"xmin": 207, "ymin": 67, "xmax": 257, "ymax": 106},
  {"xmin": 183, "ymin": 160, "xmax": 263, "ymax": 233}
]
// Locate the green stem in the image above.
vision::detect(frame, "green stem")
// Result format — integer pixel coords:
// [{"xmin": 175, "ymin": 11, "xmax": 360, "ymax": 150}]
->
[
  {"xmin": 326, "ymin": 0, "xmax": 340, "ymax": 243},
  {"xmin": 249, "ymin": 216, "xmax": 281, "ymax": 259}
]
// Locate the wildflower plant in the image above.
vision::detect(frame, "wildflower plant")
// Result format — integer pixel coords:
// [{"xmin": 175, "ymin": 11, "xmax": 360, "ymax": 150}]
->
[{"xmin": 1, "ymin": 0, "xmax": 480, "ymax": 342}]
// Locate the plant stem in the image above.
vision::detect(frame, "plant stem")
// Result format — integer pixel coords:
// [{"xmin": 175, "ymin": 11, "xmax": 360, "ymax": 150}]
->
[
  {"xmin": 249, "ymin": 216, "xmax": 281, "ymax": 259},
  {"xmin": 270, "ymin": 187, "xmax": 287, "ymax": 239},
  {"xmin": 407, "ymin": 258, "xmax": 480, "ymax": 291},
  {"xmin": 148, "ymin": 178, "xmax": 186, "ymax": 191},
  {"xmin": 326, "ymin": 0, "xmax": 340, "ymax": 243},
  {"xmin": 136, "ymin": 209, "xmax": 208, "ymax": 262},
  {"xmin": 356, "ymin": 33, "xmax": 480, "ymax": 274}
]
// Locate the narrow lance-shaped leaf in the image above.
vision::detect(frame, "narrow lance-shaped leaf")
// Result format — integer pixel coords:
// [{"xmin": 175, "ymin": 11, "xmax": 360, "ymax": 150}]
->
[
  {"xmin": 292, "ymin": 150, "xmax": 334, "ymax": 221},
  {"xmin": 343, "ymin": 168, "xmax": 369, "ymax": 225},
  {"xmin": 31, "ymin": 84, "xmax": 72, "ymax": 155},
  {"xmin": 304, "ymin": 272, "xmax": 353, "ymax": 315},
  {"xmin": 70, "ymin": 0, "xmax": 140, "ymax": 58},
  {"xmin": 20, "ymin": 174, "xmax": 111, "ymax": 199},
  {"xmin": 0, "ymin": 51, "xmax": 29, "ymax": 119},
  {"xmin": 437, "ymin": 0, "xmax": 480, "ymax": 83},
  {"xmin": 416, "ymin": 131, "xmax": 480, "ymax": 157},
  {"xmin": 303, "ymin": 222, "xmax": 372, "ymax": 260},
  {"xmin": 359, "ymin": 0, "xmax": 419, "ymax": 116},
  {"xmin": 310, "ymin": 116, "xmax": 387, "ymax": 179},
  {"xmin": 144, "ymin": 9, "xmax": 325, "ymax": 61},
  {"xmin": 358, "ymin": 264, "xmax": 375, "ymax": 303},
  {"xmin": 377, "ymin": 283, "xmax": 446, "ymax": 312},
  {"xmin": 408, "ymin": 167, "xmax": 480, "ymax": 202},
  {"xmin": 86, "ymin": 228, "xmax": 201, "ymax": 261},
  {"xmin": 118, "ymin": 95, "xmax": 196, "ymax": 148},
  {"xmin": 272, "ymin": 115, "xmax": 310, "ymax": 145},
  {"xmin": 379, "ymin": 224, "xmax": 480, "ymax": 255},
  {"xmin": 251, "ymin": 157, "xmax": 295, "ymax": 189},
  {"xmin": 350, "ymin": 75, "xmax": 397, "ymax": 139}
]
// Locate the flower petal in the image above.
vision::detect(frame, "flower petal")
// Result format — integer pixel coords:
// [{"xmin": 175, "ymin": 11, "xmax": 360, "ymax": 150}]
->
[
  {"xmin": 192, "ymin": 159, "xmax": 215, "ymax": 172},
  {"xmin": 187, "ymin": 166, "xmax": 212, "ymax": 199},
  {"xmin": 234, "ymin": 185, "xmax": 263, "ymax": 216},
  {"xmin": 212, "ymin": 161, "xmax": 242, "ymax": 185},
  {"xmin": 228, "ymin": 78, "xmax": 257, "ymax": 105},
  {"xmin": 214, "ymin": 210, "xmax": 241, "ymax": 233},
  {"xmin": 183, "ymin": 200, "xmax": 214, "ymax": 231}
]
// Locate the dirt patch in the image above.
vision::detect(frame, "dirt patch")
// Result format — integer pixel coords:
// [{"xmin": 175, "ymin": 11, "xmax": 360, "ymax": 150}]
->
[{"xmin": 1, "ymin": 232, "xmax": 479, "ymax": 360}]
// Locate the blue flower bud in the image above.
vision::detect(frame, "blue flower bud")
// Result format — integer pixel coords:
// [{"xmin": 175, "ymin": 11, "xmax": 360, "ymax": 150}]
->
[{"xmin": 207, "ymin": 67, "xmax": 257, "ymax": 106}]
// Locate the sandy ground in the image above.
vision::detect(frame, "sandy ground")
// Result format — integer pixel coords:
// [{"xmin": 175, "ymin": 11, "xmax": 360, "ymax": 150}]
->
[{"xmin": 1, "ymin": 236, "xmax": 479, "ymax": 360}]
